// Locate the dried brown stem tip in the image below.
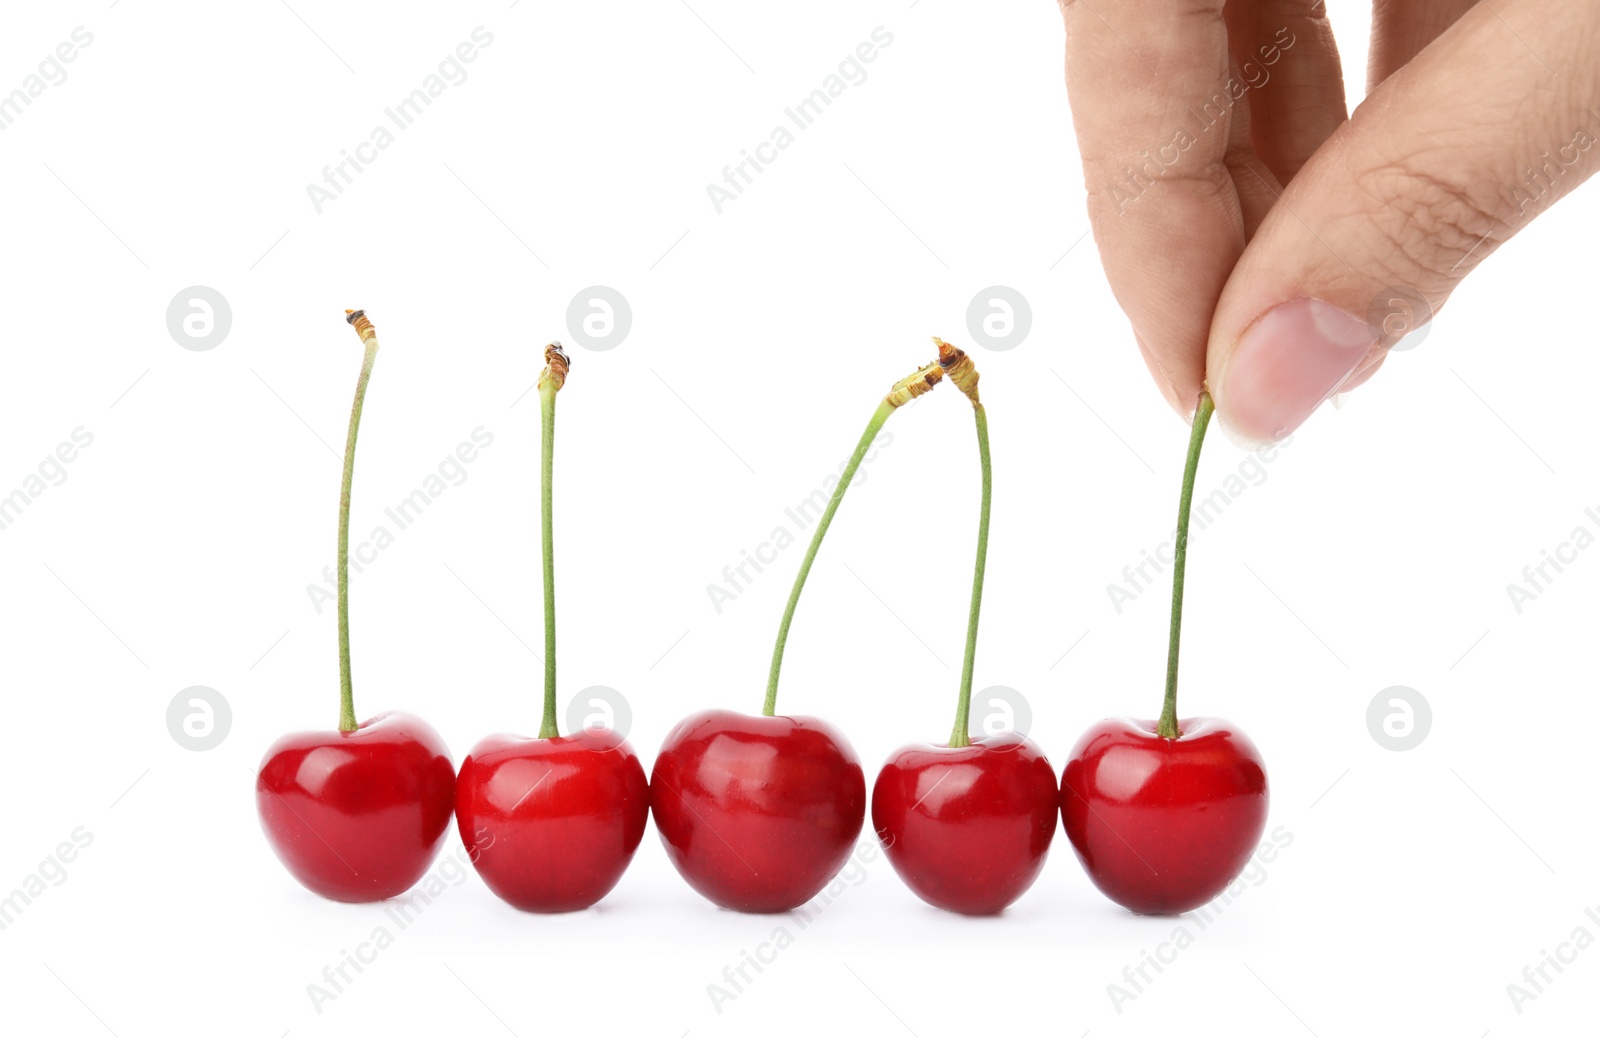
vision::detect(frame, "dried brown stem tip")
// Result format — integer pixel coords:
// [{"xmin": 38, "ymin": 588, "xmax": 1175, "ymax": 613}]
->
[
  {"xmin": 885, "ymin": 360, "xmax": 944, "ymax": 409},
  {"xmin": 538, "ymin": 341, "xmax": 571, "ymax": 392},
  {"xmin": 934, "ymin": 337, "xmax": 980, "ymax": 405},
  {"xmin": 345, "ymin": 309, "xmax": 376, "ymax": 343}
]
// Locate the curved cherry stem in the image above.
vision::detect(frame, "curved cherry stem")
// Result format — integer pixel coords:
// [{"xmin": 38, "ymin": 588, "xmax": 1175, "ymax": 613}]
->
[
  {"xmin": 1158, "ymin": 390, "xmax": 1215, "ymax": 740},
  {"xmin": 337, "ymin": 311, "xmax": 379, "ymax": 733},
  {"xmin": 948, "ymin": 402, "xmax": 990, "ymax": 748},
  {"xmin": 763, "ymin": 360, "xmax": 943, "ymax": 717},
  {"xmin": 764, "ymin": 400, "xmax": 893, "ymax": 717}
]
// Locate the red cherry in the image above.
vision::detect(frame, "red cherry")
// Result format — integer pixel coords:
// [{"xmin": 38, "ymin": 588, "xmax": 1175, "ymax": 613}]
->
[
  {"xmin": 454, "ymin": 729, "xmax": 648, "ymax": 912},
  {"xmin": 256, "ymin": 711, "xmax": 456, "ymax": 902},
  {"xmin": 871, "ymin": 731, "xmax": 1059, "ymax": 915},
  {"xmin": 1060, "ymin": 717, "xmax": 1267, "ymax": 914},
  {"xmin": 651, "ymin": 709, "xmax": 865, "ymax": 913}
]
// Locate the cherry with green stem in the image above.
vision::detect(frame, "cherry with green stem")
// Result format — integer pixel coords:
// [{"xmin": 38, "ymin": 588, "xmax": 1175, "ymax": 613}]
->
[
  {"xmin": 871, "ymin": 339, "xmax": 1059, "ymax": 916},
  {"xmin": 654, "ymin": 359, "xmax": 944, "ymax": 913},
  {"xmin": 1061, "ymin": 388, "xmax": 1269, "ymax": 915},
  {"xmin": 456, "ymin": 342, "xmax": 649, "ymax": 913},
  {"xmin": 256, "ymin": 309, "xmax": 456, "ymax": 903}
]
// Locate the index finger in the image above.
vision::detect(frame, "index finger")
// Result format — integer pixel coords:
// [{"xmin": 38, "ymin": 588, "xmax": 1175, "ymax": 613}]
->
[{"xmin": 1060, "ymin": 0, "xmax": 1249, "ymax": 413}]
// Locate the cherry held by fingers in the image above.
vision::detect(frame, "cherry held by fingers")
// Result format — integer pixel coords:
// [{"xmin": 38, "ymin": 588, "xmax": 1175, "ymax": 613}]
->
[
  {"xmin": 651, "ymin": 362, "xmax": 940, "ymax": 912},
  {"xmin": 1060, "ymin": 392, "xmax": 1268, "ymax": 915},
  {"xmin": 1060, "ymin": 718, "xmax": 1266, "ymax": 914},
  {"xmin": 651, "ymin": 710, "xmax": 865, "ymax": 913},
  {"xmin": 456, "ymin": 344, "xmax": 650, "ymax": 912},
  {"xmin": 257, "ymin": 712, "xmax": 455, "ymax": 902},
  {"xmin": 256, "ymin": 310, "xmax": 456, "ymax": 902}
]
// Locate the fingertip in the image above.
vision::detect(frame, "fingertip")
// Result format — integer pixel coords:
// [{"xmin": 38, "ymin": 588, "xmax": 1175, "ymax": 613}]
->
[
  {"xmin": 1206, "ymin": 368, "xmax": 1276, "ymax": 451},
  {"xmin": 1211, "ymin": 297, "xmax": 1375, "ymax": 444}
]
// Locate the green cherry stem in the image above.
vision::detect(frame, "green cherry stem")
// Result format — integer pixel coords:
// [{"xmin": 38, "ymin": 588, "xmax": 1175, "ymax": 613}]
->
[
  {"xmin": 337, "ymin": 310, "xmax": 380, "ymax": 733},
  {"xmin": 937, "ymin": 340, "xmax": 988, "ymax": 749},
  {"xmin": 949, "ymin": 405, "xmax": 990, "ymax": 746},
  {"xmin": 762, "ymin": 360, "xmax": 945, "ymax": 717},
  {"xmin": 537, "ymin": 344, "xmax": 570, "ymax": 739},
  {"xmin": 1157, "ymin": 390, "xmax": 1216, "ymax": 740}
]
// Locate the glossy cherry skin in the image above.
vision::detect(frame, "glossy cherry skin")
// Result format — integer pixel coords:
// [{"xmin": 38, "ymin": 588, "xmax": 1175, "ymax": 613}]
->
[
  {"xmin": 1061, "ymin": 717, "xmax": 1268, "ymax": 915},
  {"xmin": 256, "ymin": 711, "xmax": 456, "ymax": 902},
  {"xmin": 872, "ymin": 732, "xmax": 1059, "ymax": 915},
  {"xmin": 454, "ymin": 728, "xmax": 649, "ymax": 912},
  {"xmin": 651, "ymin": 709, "xmax": 865, "ymax": 913}
]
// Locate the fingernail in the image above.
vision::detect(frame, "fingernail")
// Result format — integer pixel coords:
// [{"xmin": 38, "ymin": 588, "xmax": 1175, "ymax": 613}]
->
[{"xmin": 1217, "ymin": 298, "xmax": 1374, "ymax": 442}]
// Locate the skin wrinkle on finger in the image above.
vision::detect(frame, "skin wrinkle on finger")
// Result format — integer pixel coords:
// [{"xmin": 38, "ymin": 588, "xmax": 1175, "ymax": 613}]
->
[
  {"xmin": 1349, "ymin": 27, "xmax": 1574, "ymax": 270},
  {"xmin": 1205, "ymin": 0, "xmax": 1600, "ymax": 442},
  {"xmin": 1353, "ymin": 161, "xmax": 1519, "ymax": 285},
  {"xmin": 1318, "ymin": 51, "xmax": 1559, "ymax": 292},
  {"xmin": 1353, "ymin": 11, "xmax": 1592, "ymax": 253}
]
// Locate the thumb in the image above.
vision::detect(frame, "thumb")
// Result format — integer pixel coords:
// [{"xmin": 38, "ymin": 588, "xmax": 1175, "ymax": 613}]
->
[{"xmin": 1207, "ymin": 0, "xmax": 1600, "ymax": 443}]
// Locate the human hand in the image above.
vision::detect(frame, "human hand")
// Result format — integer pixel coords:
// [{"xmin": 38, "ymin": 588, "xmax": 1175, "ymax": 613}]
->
[{"xmin": 1057, "ymin": 0, "xmax": 1600, "ymax": 440}]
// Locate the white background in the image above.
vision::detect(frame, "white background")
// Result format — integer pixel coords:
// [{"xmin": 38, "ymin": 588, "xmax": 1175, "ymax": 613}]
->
[{"xmin": 1, "ymin": 1, "xmax": 1596, "ymax": 1035}]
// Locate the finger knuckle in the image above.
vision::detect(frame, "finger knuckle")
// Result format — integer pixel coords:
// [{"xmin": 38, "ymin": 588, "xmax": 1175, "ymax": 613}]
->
[{"xmin": 1354, "ymin": 161, "xmax": 1516, "ymax": 285}]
